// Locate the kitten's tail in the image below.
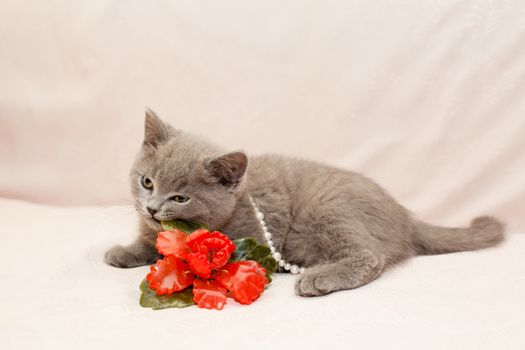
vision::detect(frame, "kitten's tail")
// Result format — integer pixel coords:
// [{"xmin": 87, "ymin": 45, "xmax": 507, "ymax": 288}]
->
[{"xmin": 413, "ymin": 216, "xmax": 505, "ymax": 255}]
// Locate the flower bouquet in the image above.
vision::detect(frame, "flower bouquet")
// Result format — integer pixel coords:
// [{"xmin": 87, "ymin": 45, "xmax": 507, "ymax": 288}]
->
[{"xmin": 140, "ymin": 220, "xmax": 277, "ymax": 310}]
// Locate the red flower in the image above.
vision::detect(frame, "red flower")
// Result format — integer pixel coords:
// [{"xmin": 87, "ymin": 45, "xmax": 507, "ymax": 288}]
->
[
  {"xmin": 214, "ymin": 261, "xmax": 268, "ymax": 305},
  {"xmin": 145, "ymin": 228, "xmax": 269, "ymax": 310},
  {"xmin": 193, "ymin": 279, "xmax": 228, "ymax": 310},
  {"xmin": 156, "ymin": 230, "xmax": 190, "ymax": 259},
  {"xmin": 146, "ymin": 256, "xmax": 195, "ymax": 295},
  {"xmin": 185, "ymin": 230, "xmax": 236, "ymax": 278}
]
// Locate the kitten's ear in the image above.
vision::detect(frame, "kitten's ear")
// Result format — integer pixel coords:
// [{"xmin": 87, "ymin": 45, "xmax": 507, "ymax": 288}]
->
[
  {"xmin": 144, "ymin": 108, "xmax": 169, "ymax": 147},
  {"xmin": 205, "ymin": 152, "xmax": 248, "ymax": 187}
]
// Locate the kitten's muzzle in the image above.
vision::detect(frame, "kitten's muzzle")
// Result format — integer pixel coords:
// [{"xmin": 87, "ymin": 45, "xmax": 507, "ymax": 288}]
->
[
  {"xmin": 146, "ymin": 207, "xmax": 161, "ymax": 224},
  {"xmin": 147, "ymin": 207, "xmax": 158, "ymax": 215}
]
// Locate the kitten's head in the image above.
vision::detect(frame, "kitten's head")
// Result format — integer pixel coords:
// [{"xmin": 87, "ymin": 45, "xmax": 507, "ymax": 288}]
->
[{"xmin": 130, "ymin": 109, "xmax": 248, "ymax": 231}]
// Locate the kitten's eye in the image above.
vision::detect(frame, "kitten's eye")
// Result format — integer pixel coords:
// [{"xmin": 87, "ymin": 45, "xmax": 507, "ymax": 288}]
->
[
  {"xmin": 170, "ymin": 195, "xmax": 190, "ymax": 203},
  {"xmin": 140, "ymin": 176, "xmax": 154, "ymax": 190}
]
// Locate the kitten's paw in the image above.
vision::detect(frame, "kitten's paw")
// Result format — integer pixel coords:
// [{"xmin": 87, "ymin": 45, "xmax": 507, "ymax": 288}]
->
[
  {"xmin": 104, "ymin": 245, "xmax": 157, "ymax": 268},
  {"xmin": 295, "ymin": 271, "xmax": 335, "ymax": 297}
]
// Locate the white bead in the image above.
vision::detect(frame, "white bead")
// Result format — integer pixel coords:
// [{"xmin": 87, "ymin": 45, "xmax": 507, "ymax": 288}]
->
[{"xmin": 252, "ymin": 196, "xmax": 302, "ymax": 274}]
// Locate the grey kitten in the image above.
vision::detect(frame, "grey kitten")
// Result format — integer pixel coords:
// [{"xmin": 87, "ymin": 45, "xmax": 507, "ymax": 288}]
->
[{"xmin": 105, "ymin": 109, "xmax": 505, "ymax": 297}]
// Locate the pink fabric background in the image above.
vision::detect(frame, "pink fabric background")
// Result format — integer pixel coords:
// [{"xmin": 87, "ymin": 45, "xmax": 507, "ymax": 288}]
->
[{"xmin": 1, "ymin": 0, "xmax": 524, "ymax": 230}]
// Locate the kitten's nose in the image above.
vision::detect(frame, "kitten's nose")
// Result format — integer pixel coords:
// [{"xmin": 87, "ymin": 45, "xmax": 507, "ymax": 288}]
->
[{"xmin": 147, "ymin": 207, "xmax": 158, "ymax": 216}]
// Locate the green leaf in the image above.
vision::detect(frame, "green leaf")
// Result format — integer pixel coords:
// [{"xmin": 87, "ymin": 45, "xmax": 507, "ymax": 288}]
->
[
  {"xmin": 139, "ymin": 279, "xmax": 194, "ymax": 310},
  {"xmin": 231, "ymin": 238, "xmax": 278, "ymax": 283},
  {"xmin": 160, "ymin": 220, "xmax": 205, "ymax": 234}
]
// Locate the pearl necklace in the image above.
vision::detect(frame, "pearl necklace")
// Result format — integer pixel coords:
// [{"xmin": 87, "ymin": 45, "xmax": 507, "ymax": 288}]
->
[{"xmin": 249, "ymin": 196, "xmax": 305, "ymax": 275}]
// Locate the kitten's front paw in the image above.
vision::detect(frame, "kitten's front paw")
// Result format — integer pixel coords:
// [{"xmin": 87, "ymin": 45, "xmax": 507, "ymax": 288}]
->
[
  {"xmin": 104, "ymin": 245, "xmax": 157, "ymax": 268},
  {"xmin": 295, "ymin": 270, "xmax": 335, "ymax": 297}
]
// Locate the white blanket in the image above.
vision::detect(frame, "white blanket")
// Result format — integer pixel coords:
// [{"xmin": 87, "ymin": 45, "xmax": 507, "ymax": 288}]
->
[{"xmin": 1, "ymin": 198, "xmax": 523, "ymax": 349}]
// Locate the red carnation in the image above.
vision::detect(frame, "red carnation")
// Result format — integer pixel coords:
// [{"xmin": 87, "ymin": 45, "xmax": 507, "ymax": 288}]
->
[
  {"xmin": 193, "ymin": 279, "xmax": 228, "ymax": 310},
  {"xmin": 185, "ymin": 229, "xmax": 236, "ymax": 278},
  {"xmin": 156, "ymin": 229, "xmax": 190, "ymax": 259},
  {"xmin": 146, "ymin": 256, "xmax": 195, "ymax": 295},
  {"xmin": 215, "ymin": 261, "xmax": 268, "ymax": 305},
  {"xmin": 145, "ymin": 228, "xmax": 269, "ymax": 310}
]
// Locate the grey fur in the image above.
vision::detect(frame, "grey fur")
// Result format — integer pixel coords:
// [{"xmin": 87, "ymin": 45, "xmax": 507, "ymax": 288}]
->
[{"xmin": 105, "ymin": 110, "xmax": 506, "ymax": 296}]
